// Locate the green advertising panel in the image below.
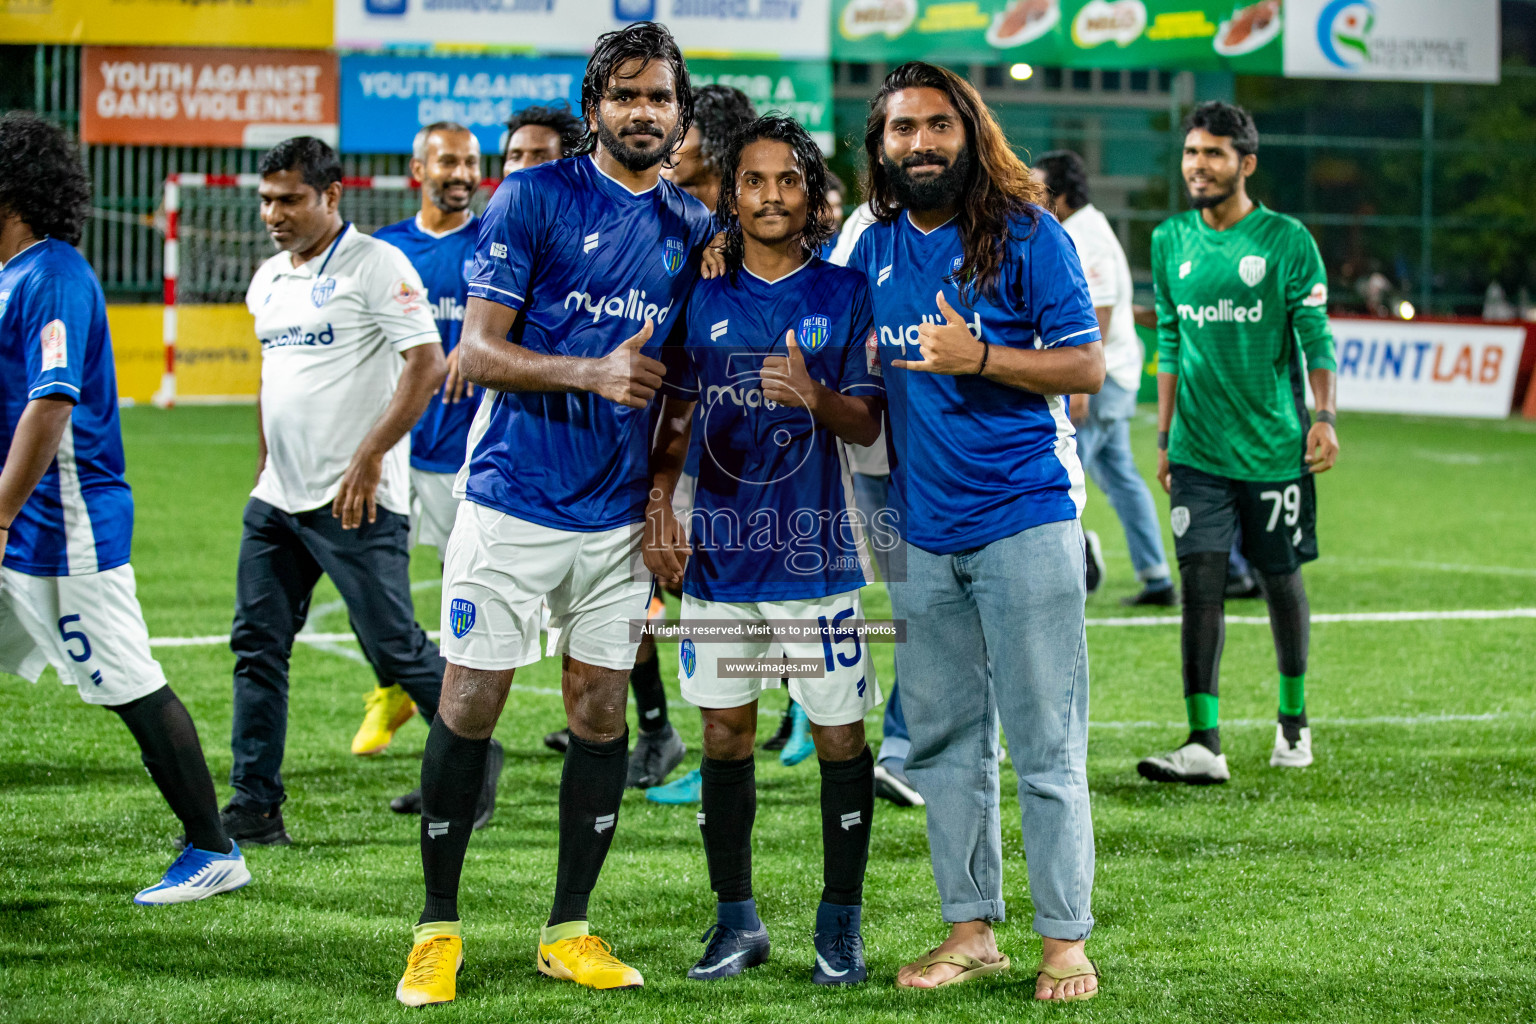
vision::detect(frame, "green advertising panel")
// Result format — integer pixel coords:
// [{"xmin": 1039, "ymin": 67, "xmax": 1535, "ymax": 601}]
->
[
  {"xmin": 833, "ymin": 0, "xmax": 1283, "ymax": 72},
  {"xmin": 689, "ymin": 60, "xmax": 836, "ymax": 154}
]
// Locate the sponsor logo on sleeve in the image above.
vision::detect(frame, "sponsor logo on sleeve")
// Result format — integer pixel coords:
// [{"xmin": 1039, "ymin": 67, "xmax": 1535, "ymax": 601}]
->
[
  {"xmin": 391, "ymin": 278, "xmax": 424, "ymax": 313},
  {"xmin": 661, "ymin": 237, "xmax": 686, "ymax": 277},
  {"xmin": 489, "ymin": 242, "xmax": 508, "ymax": 260},
  {"xmin": 449, "ymin": 598, "xmax": 476, "ymax": 639},
  {"xmin": 865, "ymin": 329, "xmax": 882, "ymax": 378},
  {"xmin": 1302, "ymin": 282, "xmax": 1329, "ymax": 307},
  {"xmin": 1238, "ymin": 255, "xmax": 1268, "ymax": 287},
  {"xmin": 39, "ymin": 319, "xmax": 67, "ymax": 370},
  {"xmin": 796, "ymin": 314, "xmax": 830, "ymax": 353}
]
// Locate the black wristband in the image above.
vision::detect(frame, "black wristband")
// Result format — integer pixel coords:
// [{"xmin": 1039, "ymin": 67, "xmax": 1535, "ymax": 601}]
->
[
  {"xmin": 1315, "ymin": 409, "xmax": 1337, "ymax": 426},
  {"xmin": 976, "ymin": 342, "xmax": 990, "ymax": 375},
  {"xmin": 1156, "ymin": 431, "xmax": 1170, "ymax": 451}
]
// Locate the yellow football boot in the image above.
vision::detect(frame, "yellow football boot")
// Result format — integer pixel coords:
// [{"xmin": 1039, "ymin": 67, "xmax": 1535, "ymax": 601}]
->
[
  {"xmin": 396, "ymin": 926, "xmax": 463, "ymax": 1007},
  {"xmin": 537, "ymin": 925, "xmax": 644, "ymax": 990},
  {"xmin": 352, "ymin": 685, "xmax": 416, "ymax": 756}
]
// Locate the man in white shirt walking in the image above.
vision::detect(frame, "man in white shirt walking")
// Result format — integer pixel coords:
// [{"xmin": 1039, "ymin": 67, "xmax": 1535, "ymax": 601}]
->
[
  {"xmin": 227, "ymin": 137, "xmax": 496, "ymax": 845},
  {"xmin": 1036, "ymin": 151, "xmax": 1177, "ymax": 607}
]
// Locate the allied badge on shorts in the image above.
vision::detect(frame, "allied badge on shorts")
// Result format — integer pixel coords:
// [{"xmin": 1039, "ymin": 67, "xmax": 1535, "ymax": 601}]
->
[
  {"xmin": 311, "ymin": 276, "xmax": 337, "ymax": 307},
  {"xmin": 1170, "ymin": 506, "xmax": 1191, "ymax": 538},
  {"xmin": 661, "ymin": 237, "xmax": 686, "ymax": 277},
  {"xmin": 449, "ymin": 598, "xmax": 477, "ymax": 638},
  {"xmin": 679, "ymin": 638, "xmax": 697, "ymax": 679},
  {"xmin": 797, "ymin": 314, "xmax": 830, "ymax": 353}
]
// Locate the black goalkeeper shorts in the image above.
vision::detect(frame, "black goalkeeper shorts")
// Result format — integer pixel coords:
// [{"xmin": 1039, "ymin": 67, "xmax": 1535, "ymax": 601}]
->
[{"xmin": 1168, "ymin": 462, "xmax": 1318, "ymax": 576}]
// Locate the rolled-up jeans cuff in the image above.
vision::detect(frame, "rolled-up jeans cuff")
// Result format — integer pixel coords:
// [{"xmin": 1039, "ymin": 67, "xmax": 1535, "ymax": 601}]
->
[
  {"xmin": 877, "ymin": 736, "xmax": 911, "ymax": 765},
  {"xmin": 941, "ymin": 899, "xmax": 1005, "ymax": 924},
  {"xmin": 1033, "ymin": 913, "xmax": 1094, "ymax": 942},
  {"xmin": 1137, "ymin": 563, "xmax": 1172, "ymax": 583}
]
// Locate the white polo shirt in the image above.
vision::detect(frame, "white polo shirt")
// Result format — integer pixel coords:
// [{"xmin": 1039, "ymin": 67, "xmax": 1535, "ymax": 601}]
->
[
  {"xmin": 246, "ymin": 224, "xmax": 439, "ymax": 516},
  {"xmin": 1060, "ymin": 203, "xmax": 1143, "ymax": 393},
  {"xmin": 828, "ymin": 202, "xmax": 890, "ymax": 478}
]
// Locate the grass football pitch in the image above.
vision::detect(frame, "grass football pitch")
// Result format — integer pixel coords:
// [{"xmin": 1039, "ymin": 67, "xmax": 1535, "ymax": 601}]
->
[{"xmin": 1, "ymin": 405, "xmax": 1534, "ymax": 1024}]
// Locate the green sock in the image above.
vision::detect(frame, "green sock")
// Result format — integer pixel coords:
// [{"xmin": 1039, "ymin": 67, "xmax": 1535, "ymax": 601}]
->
[
  {"xmin": 1278, "ymin": 674, "xmax": 1306, "ymax": 718},
  {"xmin": 1185, "ymin": 693, "xmax": 1219, "ymax": 732}
]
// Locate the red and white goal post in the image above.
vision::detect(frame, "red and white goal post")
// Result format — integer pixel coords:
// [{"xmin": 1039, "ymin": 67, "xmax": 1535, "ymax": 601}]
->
[{"xmin": 158, "ymin": 172, "xmax": 498, "ymax": 407}]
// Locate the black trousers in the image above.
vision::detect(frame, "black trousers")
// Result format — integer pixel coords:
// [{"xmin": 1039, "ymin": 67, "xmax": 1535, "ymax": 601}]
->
[{"xmin": 229, "ymin": 498, "xmax": 443, "ymax": 810}]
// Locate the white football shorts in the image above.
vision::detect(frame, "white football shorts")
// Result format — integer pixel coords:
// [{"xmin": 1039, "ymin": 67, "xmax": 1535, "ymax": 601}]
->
[
  {"xmin": 439, "ymin": 500, "xmax": 651, "ymax": 672},
  {"xmin": 409, "ymin": 468, "xmax": 460, "ymax": 562},
  {"xmin": 677, "ymin": 590, "xmax": 881, "ymax": 727},
  {"xmin": 0, "ymin": 563, "xmax": 167, "ymax": 706}
]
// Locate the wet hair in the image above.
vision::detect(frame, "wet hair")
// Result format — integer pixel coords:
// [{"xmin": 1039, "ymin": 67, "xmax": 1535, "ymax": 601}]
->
[
  {"xmin": 691, "ymin": 84, "xmax": 757, "ymax": 175},
  {"xmin": 1035, "ymin": 149, "xmax": 1091, "ymax": 211},
  {"xmin": 716, "ymin": 114, "xmax": 834, "ymax": 274},
  {"xmin": 864, "ymin": 61, "xmax": 1045, "ymax": 302},
  {"xmin": 579, "ymin": 21, "xmax": 693, "ymax": 157},
  {"xmin": 504, "ymin": 103, "xmax": 584, "ymax": 159},
  {"xmin": 1183, "ymin": 100, "xmax": 1259, "ymax": 158},
  {"xmin": 412, "ymin": 121, "xmax": 473, "ymax": 162},
  {"xmin": 0, "ymin": 112, "xmax": 91, "ymax": 246},
  {"xmin": 258, "ymin": 136, "xmax": 343, "ymax": 193}
]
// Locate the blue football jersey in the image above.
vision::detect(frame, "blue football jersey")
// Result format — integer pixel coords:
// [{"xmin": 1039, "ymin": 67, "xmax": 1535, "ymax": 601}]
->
[
  {"xmin": 663, "ymin": 259, "xmax": 882, "ymax": 603},
  {"xmin": 849, "ymin": 210, "xmax": 1101, "ymax": 555},
  {"xmin": 374, "ymin": 214, "xmax": 479, "ymax": 474},
  {"xmin": 463, "ymin": 156, "xmax": 715, "ymax": 531},
  {"xmin": 0, "ymin": 239, "xmax": 133, "ymax": 576}
]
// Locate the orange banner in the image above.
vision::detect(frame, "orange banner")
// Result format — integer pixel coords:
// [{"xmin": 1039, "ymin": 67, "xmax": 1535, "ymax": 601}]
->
[{"xmin": 81, "ymin": 46, "xmax": 338, "ymax": 148}]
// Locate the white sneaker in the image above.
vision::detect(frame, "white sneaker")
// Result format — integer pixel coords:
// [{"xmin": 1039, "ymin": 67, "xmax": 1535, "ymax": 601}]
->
[
  {"xmin": 1270, "ymin": 725, "xmax": 1313, "ymax": 768},
  {"xmin": 1137, "ymin": 742, "xmax": 1230, "ymax": 784},
  {"xmin": 134, "ymin": 841, "xmax": 251, "ymax": 905},
  {"xmin": 1084, "ymin": 530, "xmax": 1106, "ymax": 595}
]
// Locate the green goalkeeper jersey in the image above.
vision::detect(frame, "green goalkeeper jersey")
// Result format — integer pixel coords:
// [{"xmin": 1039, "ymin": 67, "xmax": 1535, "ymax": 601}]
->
[{"xmin": 1153, "ymin": 203, "xmax": 1336, "ymax": 481}]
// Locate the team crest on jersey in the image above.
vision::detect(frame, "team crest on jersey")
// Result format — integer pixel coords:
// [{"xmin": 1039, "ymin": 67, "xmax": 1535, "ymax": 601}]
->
[
  {"xmin": 679, "ymin": 638, "xmax": 697, "ymax": 679},
  {"xmin": 1170, "ymin": 506, "xmax": 1190, "ymax": 538},
  {"xmin": 449, "ymin": 598, "xmax": 476, "ymax": 639},
  {"xmin": 949, "ymin": 255, "xmax": 964, "ymax": 274},
  {"xmin": 797, "ymin": 314, "xmax": 831, "ymax": 353},
  {"xmin": 310, "ymin": 276, "xmax": 336, "ymax": 307},
  {"xmin": 661, "ymin": 237, "xmax": 686, "ymax": 277},
  {"xmin": 1238, "ymin": 255, "xmax": 1267, "ymax": 288}
]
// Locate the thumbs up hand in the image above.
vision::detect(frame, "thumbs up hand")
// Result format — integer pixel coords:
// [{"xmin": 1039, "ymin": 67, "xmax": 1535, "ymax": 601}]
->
[
  {"xmin": 892, "ymin": 291, "xmax": 988, "ymax": 375},
  {"xmin": 588, "ymin": 319, "xmax": 665, "ymax": 408},
  {"xmin": 761, "ymin": 329, "xmax": 819, "ymax": 410}
]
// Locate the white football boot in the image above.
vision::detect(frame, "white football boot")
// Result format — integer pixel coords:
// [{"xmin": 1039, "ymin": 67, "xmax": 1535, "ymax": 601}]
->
[
  {"xmin": 1137, "ymin": 742, "xmax": 1231, "ymax": 784},
  {"xmin": 1269, "ymin": 725, "xmax": 1313, "ymax": 768}
]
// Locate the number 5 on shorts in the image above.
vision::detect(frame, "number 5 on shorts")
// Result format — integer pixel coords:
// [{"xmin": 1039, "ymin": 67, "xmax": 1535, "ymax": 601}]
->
[
  {"xmin": 1259, "ymin": 484, "xmax": 1302, "ymax": 533},
  {"xmin": 58, "ymin": 614, "xmax": 92, "ymax": 662}
]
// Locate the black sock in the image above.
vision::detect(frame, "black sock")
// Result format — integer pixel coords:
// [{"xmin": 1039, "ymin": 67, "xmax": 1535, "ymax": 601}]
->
[
  {"xmin": 419, "ymin": 717, "xmax": 489, "ymax": 924},
  {"xmin": 548, "ymin": 730, "xmax": 628, "ymax": 926},
  {"xmin": 819, "ymin": 746, "xmax": 874, "ymax": 906},
  {"xmin": 700, "ymin": 755, "xmax": 756, "ymax": 903},
  {"xmin": 1259, "ymin": 570, "xmax": 1311, "ymax": 738},
  {"xmin": 111, "ymin": 686, "xmax": 230, "ymax": 854},
  {"xmin": 630, "ymin": 656, "xmax": 668, "ymax": 734},
  {"xmin": 1180, "ymin": 551, "xmax": 1228, "ymax": 756}
]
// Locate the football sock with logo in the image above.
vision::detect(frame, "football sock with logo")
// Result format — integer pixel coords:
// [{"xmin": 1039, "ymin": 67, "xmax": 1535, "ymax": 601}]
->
[
  {"xmin": 111, "ymin": 686, "xmax": 231, "ymax": 855},
  {"xmin": 1259, "ymin": 570, "xmax": 1311, "ymax": 740},
  {"xmin": 818, "ymin": 746, "xmax": 874, "ymax": 906},
  {"xmin": 548, "ymin": 730, "xmax": 628, "ymax": 927},
  {"xmin": 700, "ymin": 754, "xmax": 756, "ymax": 905},
  {"xmin": 1179, "ymin": 551, "xmax": 1229, "ymax": 755},
  {"xmin": 418, "ymin": 717, "xmax": 489, "ymax": 925},
  {"xmin": 630, "ymin": 653, "xmax": 669, "ymax": 734}
]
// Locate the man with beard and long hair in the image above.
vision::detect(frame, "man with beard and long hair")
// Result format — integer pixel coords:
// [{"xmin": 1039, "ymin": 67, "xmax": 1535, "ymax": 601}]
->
[
  {"xmin": 1137, "ymin": 101, "xmax": 1337, "ymax": 785},
  {"xmin": 846, "ymin": 61, "xmax": 1104, "ymax": 1001},
  {"xmin": 395, "ymin": 22, "xmax": 714, "ymax": 1005}
]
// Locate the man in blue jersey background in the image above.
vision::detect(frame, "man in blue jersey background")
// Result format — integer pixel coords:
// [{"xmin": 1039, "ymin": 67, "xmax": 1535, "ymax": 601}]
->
[
  {"xmin": 502, "ymin": 103, "xmax": 583, "ymax": 178},
  {"xmin": 644, "ymin": 115, "xmax": 884, "ymax": 985},
  {"xmin": 848, "ymin": 63, "xmax": 1104, "ymax": 1000},
  {"xmin": 398, "ymin": 23, "xmax": 715, "ymax": 1004},
  {"xmin": 0, "ymin": 113, "xmax": 248, "ymax": 905}
]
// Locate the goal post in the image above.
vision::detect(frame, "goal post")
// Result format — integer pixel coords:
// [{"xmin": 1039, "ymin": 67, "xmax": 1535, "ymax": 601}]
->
[{"xmin": 158, "ymin": 173, "xmax": 497, "ymax": 407}]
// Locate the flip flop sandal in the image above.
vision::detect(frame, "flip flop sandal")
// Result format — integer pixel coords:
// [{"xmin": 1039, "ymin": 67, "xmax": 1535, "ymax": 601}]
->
[
  {"xmin": 1036, "ymin": 960, "xmax": 1099, "ymax": 1002},
  {"xmin": 901, "ymin": 949, "xmax": 1012, "ymax": 988}
]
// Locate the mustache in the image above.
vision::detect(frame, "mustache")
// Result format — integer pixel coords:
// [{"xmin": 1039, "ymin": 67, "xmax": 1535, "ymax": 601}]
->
[
  {"xmin": 620, "ymin": 124, "xmax": 665, "ymax": 139},
  {"xmin": 753, "ymin": 205, "xmax": 789, "ymax": 217},
  {"xmin": 900, "ymin": 153, "xmax": 950, "ymax": 169}
]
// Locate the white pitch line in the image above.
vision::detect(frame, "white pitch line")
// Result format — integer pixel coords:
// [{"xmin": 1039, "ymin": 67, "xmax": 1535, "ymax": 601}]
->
[{"xmin": 1088, "ymin": 710, "xmax": 1531, "ymax": 731}]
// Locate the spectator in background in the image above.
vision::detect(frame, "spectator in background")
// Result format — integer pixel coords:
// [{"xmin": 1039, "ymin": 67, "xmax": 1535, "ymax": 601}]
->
[
  {"xmin": 1034, "ymin": 151, "xmax": 1177, "ymax": 607},
  {"xmin": 661, "ymin": 83, "xmax": 757, "ymax": 217},
  {"xmin": 502, "ymin": 104, "xmax": 583, "ymax": 177}
]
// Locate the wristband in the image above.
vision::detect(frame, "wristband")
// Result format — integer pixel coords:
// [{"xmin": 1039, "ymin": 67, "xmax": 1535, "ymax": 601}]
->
[
  {"xmin": 976, "ymin": 342, "xmax": 990, "ymax": 375},
  {"xmin": 1156, "ymin": 431, "xmax": 1169, "ymax": 451},
  {"xmin": 1315, "ymin": 409, "xmax": 1337, "ymax": 426}
]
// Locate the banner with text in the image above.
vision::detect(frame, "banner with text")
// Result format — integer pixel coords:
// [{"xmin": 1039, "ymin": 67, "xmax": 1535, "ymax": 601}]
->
[
  {"xmin": 0, "ymin": 0, "xmax": 332, "ymax": 49},
  {"xmin": 82, "ymin": 47, "xmax": 338, "ymax": 148},
  {"xmin": 688, "ymin": 59, "xmax": 834, "ymax": 153},
  {"xmin": 335, "ymin": 0, "xmax": 831, "ymax": 59},
  {"xmin": 1282, "ymin": 0, "xmax": 1500, "ymax": 84},
  {"xmin": 1332, "ymin": 318, "xmax": 1526, "ymax": 419},
  {"xmin": 340, "ymin": 54, "xmax": 584, "ymax": 155}
]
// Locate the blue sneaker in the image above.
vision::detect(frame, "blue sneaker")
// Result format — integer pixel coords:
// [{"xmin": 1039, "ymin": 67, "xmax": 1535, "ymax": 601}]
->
[
  {"xmin": 646, "ymin": 769, "xmax": 702, "ymax": 805},
  {"xmin": 780, "ymin": 704, "xmax": 814, "ymax": 767},
  {"xmin": 812, "ymin": 904, "xmax": 867, "ymax": 985},
  {"xmin": 687, "ymin": 922, "xmax": 771, "ymax": 980},
  {"xmin": 134, "ymin": 841, "xmax": 251, "ymax": 905}
]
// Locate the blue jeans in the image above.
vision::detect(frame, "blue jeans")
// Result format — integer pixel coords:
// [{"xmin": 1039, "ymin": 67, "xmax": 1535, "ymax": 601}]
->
[
  {"xmin": 850, "ymin": 471, "xmax": 910, "ymax": 765},
  {"xmin": 889, "ymin": 519, "xmax": 1094, "ymax": 940},
  {"xmin": 1075, "ymin": 378, "xmax": 1171, "ymax": 585}
]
